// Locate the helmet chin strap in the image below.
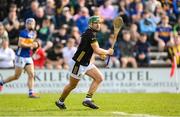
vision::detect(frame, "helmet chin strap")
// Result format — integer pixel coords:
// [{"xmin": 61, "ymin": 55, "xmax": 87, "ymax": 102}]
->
[{"xmin": 89, "ymin": 26, "xmax": 98, "ymax": 32}]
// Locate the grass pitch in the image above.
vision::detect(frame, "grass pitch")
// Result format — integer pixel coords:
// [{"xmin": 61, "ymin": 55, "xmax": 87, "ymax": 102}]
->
[{"xmin": 0, "ymin": 93, "xmax": 180, "ymax": 116}]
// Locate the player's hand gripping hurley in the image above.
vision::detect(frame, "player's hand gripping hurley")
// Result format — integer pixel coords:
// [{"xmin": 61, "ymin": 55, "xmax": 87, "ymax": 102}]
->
[{"xmin": 106, "ymin": 16, "xmax": 124, "ymax": 67}]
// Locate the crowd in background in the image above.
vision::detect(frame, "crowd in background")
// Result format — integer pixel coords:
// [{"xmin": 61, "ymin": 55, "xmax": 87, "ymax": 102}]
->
[{"xmin": 0, "ymin": 0, "xmax": 180, "ymax": 69}]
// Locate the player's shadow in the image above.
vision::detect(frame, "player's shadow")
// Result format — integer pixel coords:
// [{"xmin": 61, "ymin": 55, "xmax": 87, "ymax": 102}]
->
[{"xmin": 29, "ymin": 108, "xmax": 89, "ymax": 112}]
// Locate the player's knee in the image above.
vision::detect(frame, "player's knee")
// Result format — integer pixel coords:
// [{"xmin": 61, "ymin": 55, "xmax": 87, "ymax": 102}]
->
[
  {"xmin": 14, "ymin": 74, "xmax": 21, "ymax": 80},
  {"xmin": 96, "ymin": 76, "xmax": 104, "ymax": 83}
]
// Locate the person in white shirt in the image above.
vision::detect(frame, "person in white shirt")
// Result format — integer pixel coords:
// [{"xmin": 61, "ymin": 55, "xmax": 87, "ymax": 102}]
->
[
  {"xmin": 0, "ymin": 40, "xmax": 15, "ymax": 68},
  {"xmin": 62, "ymin": 38, "xmax": 77, "ymax": 69}
]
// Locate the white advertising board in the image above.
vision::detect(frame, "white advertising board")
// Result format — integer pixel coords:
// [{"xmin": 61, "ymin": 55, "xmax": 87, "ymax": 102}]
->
[{"xmin": 0, "ymin": 68, "xmax": 179, "ymax": 93}]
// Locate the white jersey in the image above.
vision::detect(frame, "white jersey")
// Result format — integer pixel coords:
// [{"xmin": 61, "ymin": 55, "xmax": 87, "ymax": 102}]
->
[
  {"xmin": 62, "ymin": 46, "xmax": 77, "ymax": 66},
  {"xmin": 0, "ymin": 47, "xmax": 15, "ymax": 68}
]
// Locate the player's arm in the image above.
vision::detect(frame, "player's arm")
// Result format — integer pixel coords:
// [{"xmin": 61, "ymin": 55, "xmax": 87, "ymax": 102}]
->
[
  {"xmin": 91, "ymin": 41, "xmax": 114, "ymax": 56},
  {"xmin": 18, "ymin": 37, "xmax": 37, "ymax": 48}
]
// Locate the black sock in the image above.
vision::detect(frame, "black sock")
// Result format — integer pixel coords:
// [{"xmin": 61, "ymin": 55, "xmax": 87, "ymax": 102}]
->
[
  {"xmin": 59, "ymin": 98, "xmax": 65, "ymax": 102},
  {"xmin": 86, "ymin": 93, "xmax": 93, "ymax": 98}
]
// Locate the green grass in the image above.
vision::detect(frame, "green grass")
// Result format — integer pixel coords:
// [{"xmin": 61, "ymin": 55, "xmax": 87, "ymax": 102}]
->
[{"xmin": 0, "ymin": 93, "xmax": 180, "ymax": 116}]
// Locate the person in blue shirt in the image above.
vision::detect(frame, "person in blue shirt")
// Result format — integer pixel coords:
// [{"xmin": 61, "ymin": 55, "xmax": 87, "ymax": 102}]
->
[
  {"xmin": 154, "ymin": 15, "xmax": 173, "ymax": 52},
  {"xmin": 0, "ymin": 18, "xmax": 39, "ymax": 98}
]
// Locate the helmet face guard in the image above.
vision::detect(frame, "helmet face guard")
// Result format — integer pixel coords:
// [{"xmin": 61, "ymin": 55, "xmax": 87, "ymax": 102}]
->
[
  {"xmin": 25, "ymin": 18, "xmax": 36, "ymax": 30},
  {"xmin": 26, "ymin": 18, "xmax": 35, "ymax": 24},
  {"xmin": 88, "ymin": 16, "xmax": 100, "ymax": 31}
]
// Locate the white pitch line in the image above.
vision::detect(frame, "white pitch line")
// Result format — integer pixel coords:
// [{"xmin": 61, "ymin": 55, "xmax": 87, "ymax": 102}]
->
[{"xmin": 112, "ymin": 111, "xmax": 166, "ymax": 117}]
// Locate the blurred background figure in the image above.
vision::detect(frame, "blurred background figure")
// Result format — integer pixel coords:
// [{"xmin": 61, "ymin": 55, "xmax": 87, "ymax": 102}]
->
[
  {"xmin": 46, "ymin": 44, "xmax": 64, "ymax": 69},
  {"xmin": 3, "ymin": 7, "xmax": 20, "ymax": 45},
  {"xmin": 135, "ymin": 33, "xmax": 151, "ymax": 67},
  {"xmin": 119, "ymin": 30, "xmax": 137, "ymax": 68},
  {"xmin": 76, "ymin": 7, "xmax": 89, "ymax": 34},
  {"xmin": 62, "ymin": 38, "xmax": 77, "ymax": 69},
  {"xmin": 154, "ymin": 15, "xmax": 173, "ymax": 52},
  {"xmin": 0, "ymin": 40, "xmax": 15, "ymax": 69},
  {"xmin": 0, "ymin": 22, "xmax": 9, "ymax": 47},
  {"xmin": 32, "ymin": 40, "xmax": 46, "ymax": 69},
  {"xmin": 104, "ymin": 34, "xmax": 120, "ymax": 68}
]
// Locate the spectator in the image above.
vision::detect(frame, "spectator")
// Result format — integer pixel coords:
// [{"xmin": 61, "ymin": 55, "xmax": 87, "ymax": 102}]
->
[
  {"xmin": 172, "ymin": 0, "xmax": 180, "ymax": 17},
  {"xmin": 3, "ymin": 9, "xmax": 20, "ymax": 45},
  {"xmin": 56, "ymin": 7, "xmax": 74, "ymax": 31},
  {"xmin": 98, "ymin": 0, "xmax": 116, "ymax": 21},
  {"xmin": 71, "ymin": 26, "xmax": 81, "ymax": 46},
  {"xmin": 131, "ymin": 2, "xmax": 144, "ymax": 23},
  {"xmin": 37, "ymin": 17, "xmax": 53, "ymax": 51},
  {"xmin": 0, "ymin": 40, "xmax": 15, "ymax": 69},
  {"xmin": 135, "ymin": 33, "xmax": 151, "ymax": 67},
  {"xmin": 46, "ymin": 44, "xmax": 64, "ymax": 69},
  {"xmin": 104, "ymin": 34, "xmax": 120, "ymax": 68},
  {"xmin": 52, "ymin": 24, "xmax": 69, "ymax": 46},
  {"xmin": 173, "ymin": 16, "xmax": 180, "ymax": 35},
  {"xmin": 34, "ymin": 7, "xmax": 46, "ymax": 30},
  {"xmin": 98, "ymin": 0, "xmax": 116, "ymax": 29},
  {"xmin": 145, "ymin": 0, "xmax": 161, "ymax": 13},
  {"xmin": 168, "ymin": 33, "xmax": 180, "ymax": 65},
  {"xmin": 62, "ymin": 38, "xmax": 77, "ymax": 69},
  {"xmin": 23, "ymin": 0, "xmax": 39, "ymax": 20},
  {"xmin": 139, "ymin": 10, "xmax": 157, "ymax": 36},
  {"xmin": 0, "ymin": 22, "xmax": 9, "ymax": 47},
  {"xmin": 96, "ymin": 23, "xmax": 110, "ymax": 47},
  {"xmin": 32, "ymin": 40, "xmax": 46, "ymax": 69},
  {"xmin": 119, "ymin": 30, "xmax": 137, "ymax": 68},
  {"xmin": 117, "ymin": 0, "xmax": 131, "ymax": 26},
  {"xmin": 73, "ymin": 0, "xmax": 86, "ymax": 15},
  {"xmin": 44, "ymin": 0, "xmax": 56, "ymax": 25},
  {"xmin": 55, "ymin": 0, "xmax": 70, "ymax": 16},
  {"xmin": 76, "ymin": 7, "xmax": 89, "ymax": 34},
  {"xmin": 130, "ymin": 23, "xmax": 140, "ymax": 44},
  {"xmin": 45, "ymin": 0, "xmax": 55, "ymax": 17},
  {"xmin": 154, "ymin": 15, "xmax": 173, "ymax": 52},
  {"xmin": 139, "ymin": 10, "xmax": 157, "ymax": 44}
]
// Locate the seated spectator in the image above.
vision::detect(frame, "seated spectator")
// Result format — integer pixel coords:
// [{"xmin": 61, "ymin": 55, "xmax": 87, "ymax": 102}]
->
[
  {"xmin": 135, "ymin": 33, "xmax": 151, "ymax": 67},
  {"xmin": 52, "ymin": 24, "xmax": 69, "ymax": 46},
  {"xmin": 145, "ymin": 0, "xmax": 161, "ymax": 13},
  {"xmin": 3, "ymin": 9, "xmax": 20, "ymax": 45},
  {"xmin": 154, "ymin": 15, "xmax": 173, "ymax": 52},
  {"xmin": 23, "ymin": 0, "xmax": 39, "ymax": 20},
  {"xmin": 0, "ymin": 40, "xmax": 15, "ymax": 69},
  {"xmin": 96, "ymin": 23, "xmax": 110, "ymax": 47},
  {"xmin": 117, "ymin": 0, "xmax": 131, "ymax": 26},
  {"xmin": 46, "ymin": 44, "xmax": 64, "ymax": 69},
  {"xmin": 168, "ymin": 33, "xmax": 180, "ymax": 65},
  {"xmin": 34, "ymin": 7, "xmax": 46, "ymax": 30},
  {"xmin": 131, "ymin": 2, "xmax": 144, "ymax": 23},
  {"xmin": 172, "ymin": 0, "xmax": 180, "ymax": 17},
  {"xmin": 37, "ymin": 17, "xmax": 53, "ymax": 51},
  {"xmin": 139, "ymin": 10, "xmax": 157, "ymax": 37},
  {"xmin": 32, "ymin": 40, "xmax": 46, "ymax": 69},
  {"xmin": 44, "ymin": 0, "xmax": 56, "ymax": 17},
  {"xmin": 99, "ymin": 0, "xmax": 115, "ymax": 19},
  {"xmin": 0, "ymin": 22, "xmax": 9, "ymax": 47},
  {"xmin": 56, "ymin": 7, "xmax": 75, "ymax": 31},
  {"xmin": 62, "ymin": 38, "xmax": 77, "ymax": 69},
  {"xmin": 119, "ymin": 30, "xmax": 137, "ymax": 68},
  {"xmin": 104, "ymin": 34, "xmax": 120, "ymax": 68},
  {"xmin": 173, "ymin": 16, "xmax": 180, "ymax": 35},
  {"xmin": 76, "ymin": 7, "xmax": 89, "ymax": 34},
  {"xmin": 71, "ymin": 26, "xmax": 81, "ymax": 46},
  {"xmin": 130, "ymin": 23, "xmax": 140, "ymax": 44}
]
